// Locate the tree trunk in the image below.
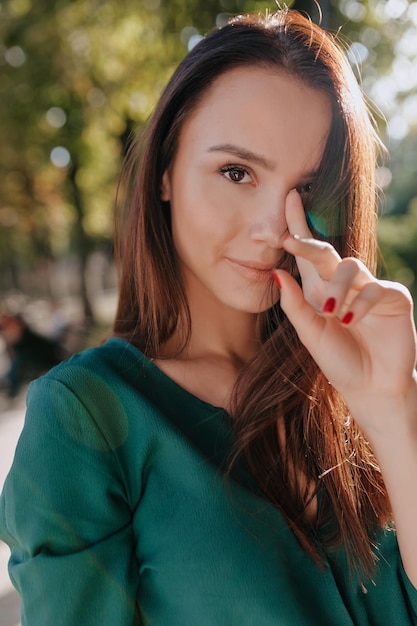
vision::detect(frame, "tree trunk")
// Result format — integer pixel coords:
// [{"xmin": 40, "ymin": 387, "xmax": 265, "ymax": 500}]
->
[{"xmin": 68, "ymin": 163, "xmax": 95, "ymax": 324}]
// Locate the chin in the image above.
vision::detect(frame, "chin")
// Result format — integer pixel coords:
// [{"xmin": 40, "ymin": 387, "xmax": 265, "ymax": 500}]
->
[{"xmin": 226, "ymin": 292, "xmax": 279, "ymax": 314}]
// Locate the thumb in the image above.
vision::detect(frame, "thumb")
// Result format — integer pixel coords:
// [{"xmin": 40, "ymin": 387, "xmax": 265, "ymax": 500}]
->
[{"xmin": 272, "ymin": 269, "xmax": 324, "ymax": 350}]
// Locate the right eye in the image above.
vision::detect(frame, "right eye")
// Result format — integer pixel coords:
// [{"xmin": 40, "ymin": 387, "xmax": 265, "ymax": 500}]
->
[
  {"xmin": 297, "ymin": 181, "xmax": 314, "ymax": 195},
  {"xmin": 219, "ymin": 165, "xmax": 252, "ymax": 184}
]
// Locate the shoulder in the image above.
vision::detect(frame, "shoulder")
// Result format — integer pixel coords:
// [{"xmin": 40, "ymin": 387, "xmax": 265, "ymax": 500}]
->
[
  {"xmin": 26, "ymin": 338, "xmax": 155, "ymax": 452},
  {"xmin": 30, "ymin": 336, "xmax": 147, "ymax": 396},
  {"xmin": 36, "ymin": 336, "xmax": 145, "ymax": 385}
]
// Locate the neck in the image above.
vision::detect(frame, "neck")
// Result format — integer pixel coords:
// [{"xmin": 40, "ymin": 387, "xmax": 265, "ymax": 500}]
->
[
  {"xmin": 161, "ymin": 285, "xmax": 261, "ymax": 366},
  {"xmin": 187, "ymin": 305, "xmax": 260, "ymax": 365},
  {"xmin": 153, "ymin": 273, "xmax": 266, "ymax": 411}
]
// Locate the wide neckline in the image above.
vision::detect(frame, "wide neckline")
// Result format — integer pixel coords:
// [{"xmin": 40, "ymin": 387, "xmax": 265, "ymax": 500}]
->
[{"xmin": 107, "ymin": 336, "xmax": 229, "ymax": 417}]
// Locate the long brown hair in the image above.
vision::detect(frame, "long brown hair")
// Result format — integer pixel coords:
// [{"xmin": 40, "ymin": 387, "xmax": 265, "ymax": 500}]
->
[{"xmin": 113, "ymin": 9, "xmax": 390, "ymax": 580}]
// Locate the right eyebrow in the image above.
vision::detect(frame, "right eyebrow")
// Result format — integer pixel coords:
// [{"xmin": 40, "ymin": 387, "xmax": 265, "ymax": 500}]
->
[{"xmin": 207, "ymin": 143, "xmax": 276, "ymax": 171}]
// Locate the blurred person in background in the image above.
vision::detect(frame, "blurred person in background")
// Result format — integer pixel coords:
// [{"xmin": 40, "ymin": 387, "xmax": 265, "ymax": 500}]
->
[{"xmin": 0, "ymin": 313, "xmax": 66, "ymax": 397}]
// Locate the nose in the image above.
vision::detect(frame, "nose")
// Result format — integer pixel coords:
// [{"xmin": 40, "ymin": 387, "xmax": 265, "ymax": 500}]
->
[{"xmin": 249, "ymin": 195, "xmax": 288, "ymax": 249}]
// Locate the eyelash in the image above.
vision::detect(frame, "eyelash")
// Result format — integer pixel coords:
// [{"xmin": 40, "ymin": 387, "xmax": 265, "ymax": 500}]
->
[
  {"xmin": 219, "ymin": 165, "xmax": 252, "ymax": 184},
  {"xmin": 219, "ymin": 165, "xmax": 315, "ymax": 195},
  {"xmin": 298, "ymin": 182, "xmax": 314, "ymax": 195}
]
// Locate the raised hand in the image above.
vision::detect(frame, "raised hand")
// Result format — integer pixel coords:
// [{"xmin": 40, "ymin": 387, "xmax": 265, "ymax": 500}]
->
[{"xmin": 272, "ymin": 190, "xmax": 417, "ymax": 436}]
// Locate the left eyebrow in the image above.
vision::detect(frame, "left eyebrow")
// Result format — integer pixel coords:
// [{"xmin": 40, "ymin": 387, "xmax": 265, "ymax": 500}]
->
[{"xmin": 207, "ymin": 143, "xmax": 276, "ymax": 171}]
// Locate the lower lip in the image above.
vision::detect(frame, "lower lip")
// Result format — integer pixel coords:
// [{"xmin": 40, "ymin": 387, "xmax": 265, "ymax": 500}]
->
[{"xmin": 226, "ymin": 259, "xmax": 274, "ymax": 283}]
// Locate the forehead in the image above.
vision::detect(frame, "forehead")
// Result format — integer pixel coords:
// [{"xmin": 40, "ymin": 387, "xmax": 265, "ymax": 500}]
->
[{"xmin": 177, "ymin": 66, "xmax": 333, "ymax": 174}]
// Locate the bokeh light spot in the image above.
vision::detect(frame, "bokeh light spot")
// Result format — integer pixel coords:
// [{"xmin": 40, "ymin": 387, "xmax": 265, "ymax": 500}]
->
[
  {"xmin": 5, "ymin": 46, "xmax": 26, "ymax": 67},
  {"xmin": 46, "ymin": 107, "xmax": 67, "ymax": 128},
  {"xmin": 50, "ymin": 146, "xmax": 71, "ymax": 168},
  {"xmin": 188, "ymin": 34, "xmax": 204, "ymax": 51}
]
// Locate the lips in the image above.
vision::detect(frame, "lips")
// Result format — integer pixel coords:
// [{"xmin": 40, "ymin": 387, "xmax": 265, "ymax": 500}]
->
[
  {"xmin": 227, "ymin": 257, "xmax": 277, "ymax": 271},
  {"xmin": 226, "ymin": 257, "xmax": 278, "ymax": 282}
]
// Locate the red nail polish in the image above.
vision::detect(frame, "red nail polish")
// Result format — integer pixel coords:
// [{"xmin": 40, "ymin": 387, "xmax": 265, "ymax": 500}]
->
[
  {"xmin": 323, "ymin": 297, "xmax": 336, "ymax": 313},
  {"xmin": 272, "ymin": 272, "xmax": 281, "ymax": 288},
  {"xmin": 341, "ymin": 311, "xmax": 354, "ymax": 325}
]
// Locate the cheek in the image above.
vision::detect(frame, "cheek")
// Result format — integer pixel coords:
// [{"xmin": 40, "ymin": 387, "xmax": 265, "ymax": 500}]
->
[
  {"xmin": 170, "ymin": 203, "xmax": 211, "ymax": 266},
  {"xmin": 171, "ymin": 208, "xmax": 228, "ymax": 263},
  {"xmin": 170, "ymin": 182, "xmax": 240, "ymax": 252}
]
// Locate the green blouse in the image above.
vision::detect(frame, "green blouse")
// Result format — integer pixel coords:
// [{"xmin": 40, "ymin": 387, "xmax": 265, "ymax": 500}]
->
[{"xmin": 1, "ymin": 338, "xmax": 416, "ymax": 625}]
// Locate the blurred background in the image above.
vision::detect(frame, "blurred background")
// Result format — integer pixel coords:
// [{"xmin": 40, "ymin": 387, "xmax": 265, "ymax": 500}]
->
[{"xmin": 0, "ymin": 0, "xmax": 417, "ymax": 622}]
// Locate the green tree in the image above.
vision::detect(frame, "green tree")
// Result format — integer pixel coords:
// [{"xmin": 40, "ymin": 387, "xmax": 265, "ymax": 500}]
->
[{"xmin": 0, "ymin": 0, "xmax": 173, "ymax": 320}]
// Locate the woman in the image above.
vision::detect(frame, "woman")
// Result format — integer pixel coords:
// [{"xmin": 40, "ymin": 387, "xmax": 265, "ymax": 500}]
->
[{"xmin": 1, "ymin": 9, "xmax": 417, "ymax": 625}]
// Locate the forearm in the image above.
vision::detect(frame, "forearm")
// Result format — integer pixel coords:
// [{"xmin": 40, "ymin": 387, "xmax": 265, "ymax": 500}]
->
[{"xmin": 349, "ymin": 373, "xmax": 417, "ymax": 589}]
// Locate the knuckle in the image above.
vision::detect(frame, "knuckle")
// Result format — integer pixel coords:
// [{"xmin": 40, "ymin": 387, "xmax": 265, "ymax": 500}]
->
[
  {"xmin": 342, "ymin": 256, "xmax": 359, "ymax": 264},
  {"xmin": 340, "ymin": 257, "xmax": 363, "ymax": 272},
  {"xmin": 381, "ymin": 279, "xmax": 412, "ymax": 300}
]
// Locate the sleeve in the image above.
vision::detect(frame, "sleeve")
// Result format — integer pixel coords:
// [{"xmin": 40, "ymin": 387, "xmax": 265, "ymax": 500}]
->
[{"xmin": 0, "ymin": 374, "xmax": 142, "ymax": 626}]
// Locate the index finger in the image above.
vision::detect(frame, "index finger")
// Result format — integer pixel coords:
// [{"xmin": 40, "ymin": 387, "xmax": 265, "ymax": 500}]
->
[
  {"xmin": 285, "ymin": 189, "xmax": 313, "ymax": 238},
  {"xmin": 284, "ymin": 189, "xmax": 341, "ymax": 282}
]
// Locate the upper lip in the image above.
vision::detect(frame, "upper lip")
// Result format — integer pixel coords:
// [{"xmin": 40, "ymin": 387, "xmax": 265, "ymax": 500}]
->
[{"xmin": 227, "ymin": 258, "xmax": 278, "ymax": 271}]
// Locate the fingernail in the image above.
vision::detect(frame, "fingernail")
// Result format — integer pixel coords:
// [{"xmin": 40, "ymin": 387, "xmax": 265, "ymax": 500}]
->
[
  {"xmin": 293, "ymin": 235, "xmax": 327, "ymax": 249},
  {"xmin": 293, "ymin": 234, "xmax": 311, "ymax": 242},
  {"xmin": 341, "ymin": 311, "xmax": 354, "ymax": 325},
  {"xmin": 272, "ymin": 271, "xmax": 281, "ymax": 288},
  {"xmin": 322, "ymin": 297, "xmax": 336, "ymax": 313}
]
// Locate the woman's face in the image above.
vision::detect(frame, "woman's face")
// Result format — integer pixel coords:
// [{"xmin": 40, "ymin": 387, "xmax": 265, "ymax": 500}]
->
[{"xmin": 162, "ymin": 66, "xmax": 332, "ymax": 315}]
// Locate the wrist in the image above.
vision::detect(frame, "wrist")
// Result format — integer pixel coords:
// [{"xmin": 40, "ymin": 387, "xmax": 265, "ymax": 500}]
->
[{"xmin": 347, "ymin": 371, "xmax": 417, "ymax": 444}]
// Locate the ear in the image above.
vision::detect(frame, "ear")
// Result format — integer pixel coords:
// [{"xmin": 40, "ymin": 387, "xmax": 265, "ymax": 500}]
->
[{"xmin": 161, "ymin": 170, "xmax": 171, "ymax": 201}]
